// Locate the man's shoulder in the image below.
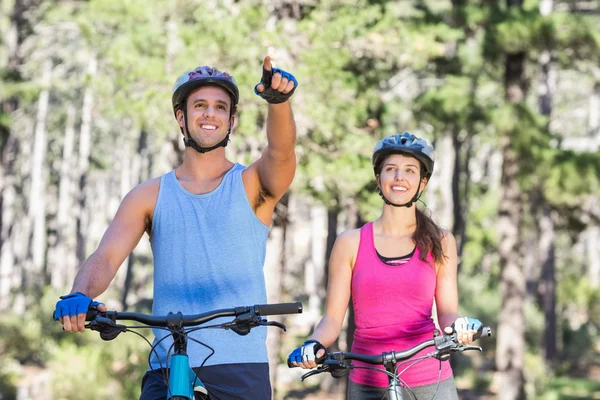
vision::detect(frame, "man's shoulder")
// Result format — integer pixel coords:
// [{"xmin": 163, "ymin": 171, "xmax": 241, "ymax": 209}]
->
[
  {"xmin": 124, "ymin": 176, "xmax": 162, "ymax": 208},
  {"xmin": 134, "ymin": 176, "xmax": 162, "ymax": 194}
]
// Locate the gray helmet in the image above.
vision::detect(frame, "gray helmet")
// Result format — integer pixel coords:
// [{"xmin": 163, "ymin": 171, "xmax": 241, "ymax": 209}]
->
[
  {"xmin": 172, "ymin": 66, "xmax": 239, "ymax": 115},
  {"xmin": 372, "ymin": 132, "xmax": 435, "ymax": 180}
]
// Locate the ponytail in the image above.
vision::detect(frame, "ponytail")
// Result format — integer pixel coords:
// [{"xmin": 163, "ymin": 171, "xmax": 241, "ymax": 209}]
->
[{"xmin": 414, "ymin": 208, "xmax": 445, "ymax": 266}]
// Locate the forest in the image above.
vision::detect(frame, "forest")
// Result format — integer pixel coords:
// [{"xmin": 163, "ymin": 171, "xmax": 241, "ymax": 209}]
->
[{"xmin": 0, "ymin": 0, "xmax": 599, "ymax": 399}]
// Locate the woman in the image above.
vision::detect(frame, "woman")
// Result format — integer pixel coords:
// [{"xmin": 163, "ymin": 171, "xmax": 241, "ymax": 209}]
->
[{"xmin": 288, "ymin": 132, "xmax": 481, "ymax": 399}]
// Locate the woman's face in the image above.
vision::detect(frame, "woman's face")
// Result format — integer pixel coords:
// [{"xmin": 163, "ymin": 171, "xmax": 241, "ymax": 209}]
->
[{"xmin": 377, "ymin": 154, "xmax": 427, "ymax": 202}]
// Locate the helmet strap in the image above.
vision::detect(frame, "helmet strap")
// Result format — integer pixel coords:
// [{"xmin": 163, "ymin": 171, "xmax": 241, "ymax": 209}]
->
[
  {"xmin": 181, "ymin": 106, "xmax": 231, "ymax": 154},
  {"xmin": 379, "ymin": 187, "xmax": 421, "ymax": 208}
]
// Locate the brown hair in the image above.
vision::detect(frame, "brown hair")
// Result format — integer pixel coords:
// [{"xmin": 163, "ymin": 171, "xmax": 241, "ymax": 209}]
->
[{"xmin": 414, "ymin": 207, "xmax": 446, "ymax": 266}]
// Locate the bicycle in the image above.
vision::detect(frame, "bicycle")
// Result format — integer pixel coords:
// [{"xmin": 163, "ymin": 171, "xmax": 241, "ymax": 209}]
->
[
  {"xmin": 290, "ymin": 324, "xmax": 491, "ymax": 400},
  {"xmin": 81, "ymin": 301, "xmax": 303, "ymax": 400}
]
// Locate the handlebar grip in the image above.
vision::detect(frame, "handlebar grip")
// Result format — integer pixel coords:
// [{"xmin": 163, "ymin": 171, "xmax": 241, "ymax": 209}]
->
[
  {"xmin": 85, "ymin": 302, "xmax": 101, "ymax": 321},
  {"xmin": 474, "ymin": 326, "xmax": 492, "ymax": 340},
  {"xmin": 255, "ymin": 302, "xmax": 303, "ymax": 316}
]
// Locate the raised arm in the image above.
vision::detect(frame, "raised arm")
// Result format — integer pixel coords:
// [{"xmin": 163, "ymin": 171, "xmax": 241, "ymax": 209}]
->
[{"xmin": 243, "ymin": 56, "xmax": 297, "ymax": 224}]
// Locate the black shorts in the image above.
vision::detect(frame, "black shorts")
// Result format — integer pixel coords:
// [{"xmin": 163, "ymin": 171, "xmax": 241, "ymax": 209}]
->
[{"xmin": 140, "ymin": 362, "xmax": 271, "ymax": 400}]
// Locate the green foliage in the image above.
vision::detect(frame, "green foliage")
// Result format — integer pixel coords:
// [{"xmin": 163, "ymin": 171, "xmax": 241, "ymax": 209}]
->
[
  {"xmin": 545, "ymin": 150, "xmax": 600, "ymax": 208},
  {"xmin": 535, "ymin": 376, "xmax": 600, "ymax": 400}
]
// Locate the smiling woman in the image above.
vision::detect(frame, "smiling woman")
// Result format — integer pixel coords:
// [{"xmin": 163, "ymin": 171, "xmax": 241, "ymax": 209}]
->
[{"xmin": 288, "ymin": 132, "xmax": 484, "ymax": 400}]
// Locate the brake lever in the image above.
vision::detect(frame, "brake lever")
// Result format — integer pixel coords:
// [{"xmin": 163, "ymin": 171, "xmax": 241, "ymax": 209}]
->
[
  {"xmin": 455, "ymin": 345, "xmax": 482, "ymax": 353},
  {"xmin": 301, "ymin": 367, "xmax": 327, "ymax": 381},
  {"xmin": 86, "ymin": 315, "xmax": 127, "ymax": 341},
  {"xmin": 259, "ymin": 320, "xmax": 287, "ymax": 332}
]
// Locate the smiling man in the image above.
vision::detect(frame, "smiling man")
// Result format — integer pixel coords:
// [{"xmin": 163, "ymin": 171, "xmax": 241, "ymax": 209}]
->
[{"xmin": 53, "ymin": 56, "xmax": 298, "ymax": 400}]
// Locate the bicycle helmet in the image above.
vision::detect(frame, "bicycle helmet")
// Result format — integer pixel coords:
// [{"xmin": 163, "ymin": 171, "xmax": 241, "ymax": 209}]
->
[
  {"xmin": 172, "ymin": 66, "xmax": 239, "ymax": 115},
  {"xmin": 372, "ymin": 132, "xmax": 435, "ymax": 207},
  {"xmin": 171, "ymin": 66, "xmax": 239, "ymax": 154}
]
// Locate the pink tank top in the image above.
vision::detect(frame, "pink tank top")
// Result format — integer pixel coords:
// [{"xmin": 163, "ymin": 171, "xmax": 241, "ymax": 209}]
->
[{"xmin": 349, "ymin": 222, "xmax": 453, "ymax": 387}]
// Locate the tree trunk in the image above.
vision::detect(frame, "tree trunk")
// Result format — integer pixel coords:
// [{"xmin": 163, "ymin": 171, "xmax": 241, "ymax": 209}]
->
[
  {"xmin": 496, "ymin": 138, "xmax": 526, "ymax": 400},
  {"xmin": 427, "ymin": 133, "xmax": 454, "ymax": 229},
  {"xmin": 27, "ymin": 58, "xmax": 51, "ymax": 291},
  {"xmin": 75, "ymin": 55, "xmax": 97, "ymax": 266},
  {"xmin": 265, "ymin": 193, "xmax": 289, "ymax": 399},
  {"xmin": 451, "ymin": 130, "xmax": 472, "ymax": 262},
  {"xmin": 536, "ymin": 0, "xmax": 558, "ymax": 366},
  {"xmin": 538, "ymin": 202, "xmax": 556, "ymax": 363},
  {"xmin": 496, "ymin": 2, "xmax": 527, "ymax": 398},
  {"xmin": 589, "ymin": 81, "xmax": 600, "ymax": 137},
  {"xmin": 49, "ymin": 103, "xmax": 77, "ymax": 291},
  {"xmin": 585, "ymin": 225, "xmax": 600, "ymax": 288}
]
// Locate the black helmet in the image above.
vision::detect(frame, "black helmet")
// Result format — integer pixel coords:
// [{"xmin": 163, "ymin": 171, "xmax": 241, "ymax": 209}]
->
[
  {"xmin": 172, "ymin": 66, "xmax": 239, "ymax": 115},
  {"xmin": 372, "ymin": 132, "xmax": 435, "ymax": 180}
]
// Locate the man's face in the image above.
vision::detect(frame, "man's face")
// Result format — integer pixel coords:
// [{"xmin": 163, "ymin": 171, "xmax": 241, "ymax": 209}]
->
[{"xmin": 177, "ymin": 86, "xmax": 234, "ymax": 147}]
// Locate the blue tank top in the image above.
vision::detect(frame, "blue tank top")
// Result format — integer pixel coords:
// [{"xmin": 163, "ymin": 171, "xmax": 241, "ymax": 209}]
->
[{"xmin": 149, "ymin": 163, "xmax": 269, "ymax": 368}]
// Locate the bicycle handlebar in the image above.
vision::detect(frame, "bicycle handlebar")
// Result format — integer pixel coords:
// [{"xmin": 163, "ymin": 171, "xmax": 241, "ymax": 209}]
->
[
  {"xmin": 330, "ymin": 325, "xmax": 492, "ymax": 366},
  {"xmin": 86, "ymin": 301, "xmax": 303, "ymax": 327},
  {"xmin": 296, "ymin": 325, "xmax": 492, "ymax": 381}
]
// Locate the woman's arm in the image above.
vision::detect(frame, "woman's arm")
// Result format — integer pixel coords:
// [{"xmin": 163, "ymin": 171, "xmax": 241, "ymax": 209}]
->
[
  {"xmin": 288, "ymin": 229, "xmax": 358, "ymax": 369},
  {"xmin": 435, "ymin": 231, "xmax": 459, "ymax": 332},
  {"xmin": 310, "ymin": 229, "xmax": 358, "ymax": 346}
]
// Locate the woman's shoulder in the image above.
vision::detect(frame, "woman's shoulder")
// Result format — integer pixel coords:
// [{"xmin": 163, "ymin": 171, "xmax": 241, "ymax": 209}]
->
[
  {"xmin": 439, "ymin": 229, "xmax": 457, "ymax": 248},
  {"xmin": 334, "ymin": 227, "xmax": 362, "ymax": 250}
]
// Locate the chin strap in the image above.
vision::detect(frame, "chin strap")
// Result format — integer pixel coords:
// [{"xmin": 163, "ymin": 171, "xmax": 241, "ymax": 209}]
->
[
  {"xmin": 181, "ymin": 107, "xmax": 231, "ymax": 154},
  {"xmin": 379, "ymin": 187, "xmax": 422, "ymax": 208}
]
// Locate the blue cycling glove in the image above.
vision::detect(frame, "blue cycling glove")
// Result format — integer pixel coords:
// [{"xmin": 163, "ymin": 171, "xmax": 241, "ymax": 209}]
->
[
  {"xmin": 53, "ymin": 292, "xmax": 93, "ymax": 321},
  {"xmin": 254, "ymin": 66, "xmax": 298, "ymax": 104},
  {"xmin": 287, "ymin": 340, "xmax": 327, "ymax": 366}
]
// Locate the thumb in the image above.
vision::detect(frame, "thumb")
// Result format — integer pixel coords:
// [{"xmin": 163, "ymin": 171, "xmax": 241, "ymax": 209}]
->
[
  {"xmin": 444, "ymin": 326, "xmax": 453, "ymax": 334},
  {"xmin": 263, "ymin": 56, "xmax": 272, "ymax": 71},
  {"xmin": 256, "ymin": 83, "xmax": 265, "ymax": 93},
  {"xmin": 316, "ymin": 348, "xmax": 326, "ymax": 358},
  {"xmin": 97, "ymin": 303, "xmax": 107, "ymax": 312}
]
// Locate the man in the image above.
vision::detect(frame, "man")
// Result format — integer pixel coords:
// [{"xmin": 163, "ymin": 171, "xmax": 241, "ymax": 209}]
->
[{"xmin": 54, "ymin": 56, "xmax": 298, "ymax": 399}]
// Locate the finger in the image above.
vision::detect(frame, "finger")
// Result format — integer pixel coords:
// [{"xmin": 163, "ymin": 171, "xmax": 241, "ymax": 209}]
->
[
  {"xmin": 97, "ymin": 303, "xmax": 107, "ymax": 312},
  {"xmin": 256, "ymin": 83, "xmax": 264, "ymax": 93},
  {"xmin": 271, "ymin": 72, "xmax": 282, "ymax": 89},
  {"xmin": 71, "ymin": 314, "xmax": 81, "ymax": 332},
  {"xmin": 283, "ymin": 79, "xmax": 296, "ymax": 94},
  {"xmin": 63, "ymin": 315, "xmax": 73, "ymax": 332},
  {"xmin": 316, "ymin": 349, "xmax": 325, "ymax": 358},
  {"xmin": 277, "ymin": 77, "xmax": 289, "ymax": 92},
  {"xmin": 444, "ymin": 326, "xmax": 453, "ymax": 334},
  {"xmin": 263, "ymin": 56, "xmax": 272, "ymax": 71},
  {"xmin": 308, "ymin": 361, "xmax": 317, "ymax": 369},
  {"xmin": 77, "ymin": 312, "xmax": 86, "ymax": 332}
]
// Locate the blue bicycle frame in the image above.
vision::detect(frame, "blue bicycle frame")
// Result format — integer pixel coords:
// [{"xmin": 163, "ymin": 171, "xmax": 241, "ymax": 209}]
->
[{"xmin": 166, "ymin": 328, "xmax": 205, "ymax": 400}]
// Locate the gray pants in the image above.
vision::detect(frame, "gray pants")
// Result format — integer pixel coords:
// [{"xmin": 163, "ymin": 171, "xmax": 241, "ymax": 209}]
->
[{"xmin": 347, "ymin": 377, "xmax": 459, "ymax": 400}]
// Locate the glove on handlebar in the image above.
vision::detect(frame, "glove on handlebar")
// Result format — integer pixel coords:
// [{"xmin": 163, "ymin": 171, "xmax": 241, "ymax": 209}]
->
[
  {"xmin": 451, "ymin": 317, "xmax": 483, "ymax": 333},
  {"xmin": 254, "ymin": 67, "xmax": 298, "ymax": 104},
  {"xmin": 287, "ymin": 340, "xmax": 327, "ymax": 366},
  {"xmin": 53, "ymin": 292, "xmax": 93, "ymax": 321}
]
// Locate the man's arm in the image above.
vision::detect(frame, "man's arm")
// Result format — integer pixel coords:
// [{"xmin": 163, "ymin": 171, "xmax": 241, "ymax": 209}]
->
[
  {"xmin": 243, "ymin": 56, "xmax": 297, "ymax": 223},
  {"xmin": 61, "ymin": 178, "xmax": 159, "ymax": 332}
]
